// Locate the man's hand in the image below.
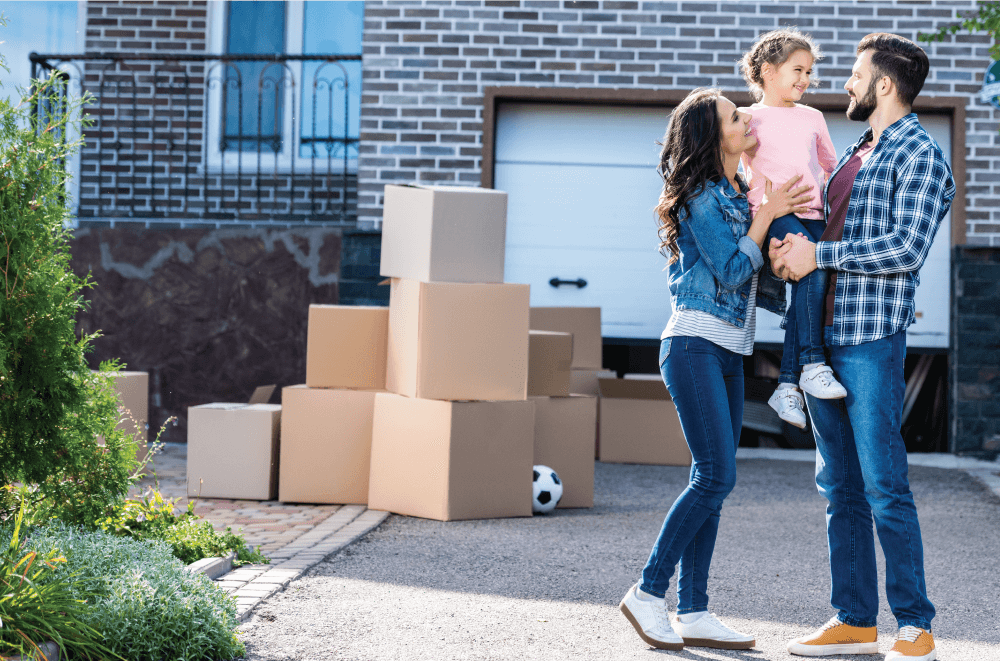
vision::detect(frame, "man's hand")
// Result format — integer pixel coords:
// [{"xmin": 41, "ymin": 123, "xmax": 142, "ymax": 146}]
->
[{"xmin": 769, "ymin": 233, "xmax": 818, "ymax": 282}]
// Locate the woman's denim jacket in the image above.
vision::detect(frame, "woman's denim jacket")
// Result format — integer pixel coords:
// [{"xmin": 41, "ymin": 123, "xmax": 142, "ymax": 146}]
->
[{"xmin": 665, "ymin": 177, "xmax": 786, "ymax": 327}]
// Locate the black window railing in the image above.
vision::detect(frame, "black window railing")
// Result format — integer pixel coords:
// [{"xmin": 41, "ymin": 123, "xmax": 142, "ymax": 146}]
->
[{"xmin": 29, "ymin": 52, "xmax": 361, "ymax": 226}]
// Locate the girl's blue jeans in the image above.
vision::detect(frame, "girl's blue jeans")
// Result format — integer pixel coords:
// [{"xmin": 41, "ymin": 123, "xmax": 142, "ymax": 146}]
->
[
  {"xmin": 639, "ymin": 336, "xmax": 742, "ymax": 613},
  {"xmin": 769, "ymin": 214, "xmax": 829, "ymax": 385}
]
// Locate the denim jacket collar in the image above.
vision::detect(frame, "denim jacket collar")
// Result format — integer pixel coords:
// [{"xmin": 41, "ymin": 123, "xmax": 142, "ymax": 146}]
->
[{"xmin": 714, "ymin": 175, "xmax": 749, "ymax": 200}]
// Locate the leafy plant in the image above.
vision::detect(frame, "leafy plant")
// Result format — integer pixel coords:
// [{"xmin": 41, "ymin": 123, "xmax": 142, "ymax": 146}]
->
[
  {"xmin": 0, "ymin": 32, "xmax": 137, "ymax": 528},
  {"xmin": 14, "ymin": 522, "xmax": 247, "ymax": 661},
  {"xmin": 102, "ymin": 489, "xmax": 269, "ymax": 567},
  {"xmin": 919, "ymin": 1, "xmax": 1000, "ymax": 60},
  {"xmin": 0, "ymin": 502, "xmax": 113, "ymax": 660}
]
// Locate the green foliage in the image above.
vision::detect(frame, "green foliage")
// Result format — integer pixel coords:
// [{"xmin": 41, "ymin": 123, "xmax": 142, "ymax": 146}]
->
[
  {"xmin": 0, "ymin": 45, "xmax": 137, "ymax": 526},
  {"xmin": 102, "ymin": 489, "xmax": 269, "ymax": 567},
  {"xmin": 10, "ymin": 521, "xmax": 246, "ymax": 661},
  {"xmin": 919, "ymin": 2, "xmax": 1000, "ymax": 61},
  {"xmin": 0, "ymin": 502, "xmax": 114, "ymax": 660}
]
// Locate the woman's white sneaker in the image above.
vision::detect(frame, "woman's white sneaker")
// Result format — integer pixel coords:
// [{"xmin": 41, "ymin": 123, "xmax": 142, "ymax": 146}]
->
[
  {"xmin": 768, "ymin": 386, "xmax": 807, "ymax": 429},
  {"xmin": 619, "ymin": 584, "xmax": 684, "ymax": 651},
  {"xmin": 672, "ymin": 611, "xmax": 756, "ymax": 650}
]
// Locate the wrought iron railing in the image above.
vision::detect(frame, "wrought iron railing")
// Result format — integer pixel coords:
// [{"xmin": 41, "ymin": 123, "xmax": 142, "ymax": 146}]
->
[{"xmin": 29, "ymin": 52, "xmax": 361, "ymax": 225}]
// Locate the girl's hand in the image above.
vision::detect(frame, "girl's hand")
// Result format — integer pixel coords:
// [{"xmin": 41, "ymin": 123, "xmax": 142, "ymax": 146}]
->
[{"xmin": 761, "ymin": 175, "xmax": 813, "ymax": 219}]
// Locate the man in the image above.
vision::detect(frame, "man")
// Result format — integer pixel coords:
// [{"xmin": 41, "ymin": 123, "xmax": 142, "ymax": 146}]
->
[{"xmin": 770, "ymin": 33, "xmax": 954, "ymax": 661}]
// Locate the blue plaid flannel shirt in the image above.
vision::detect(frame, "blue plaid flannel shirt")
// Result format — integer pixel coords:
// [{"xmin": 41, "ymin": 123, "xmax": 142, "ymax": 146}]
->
[{"xmin": 815, "ymin": 113, "xmax": 955, "ymax": 347}]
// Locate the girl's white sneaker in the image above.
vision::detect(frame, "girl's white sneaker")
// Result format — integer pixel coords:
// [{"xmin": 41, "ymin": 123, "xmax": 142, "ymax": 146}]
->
[
  {"xmin": 672, "ymin": 611, "xmax": 756, "ymax": 650},
  {"xmin": 799, "ymin": 364, "xmax": 847, "ymax": 399},
  {"xmin": 768, "ymin": 387, "xmax": 807, "ymax": 429},
  {"xmin": 619, "ymin": 584, "xmax": 684, "ymax": 651}
]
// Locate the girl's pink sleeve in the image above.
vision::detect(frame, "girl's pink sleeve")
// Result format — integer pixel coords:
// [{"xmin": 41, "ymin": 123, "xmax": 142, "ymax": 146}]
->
[{"xmin": 816, "ymin": 114, "xmax": 838, "ymax": 176}]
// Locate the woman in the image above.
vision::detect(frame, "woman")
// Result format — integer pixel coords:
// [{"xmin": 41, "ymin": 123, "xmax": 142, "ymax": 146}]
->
[{"xmin": 619, "ymin": 88, "xmax": 812, "ymax": 652}]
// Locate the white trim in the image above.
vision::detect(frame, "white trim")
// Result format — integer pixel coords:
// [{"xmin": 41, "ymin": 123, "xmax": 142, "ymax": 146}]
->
[{"xmin": 204, "ymin": 0, "xmax": 355, "ymax": 175}]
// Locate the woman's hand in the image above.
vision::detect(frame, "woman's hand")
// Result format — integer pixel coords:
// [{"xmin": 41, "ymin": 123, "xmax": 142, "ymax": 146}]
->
[{"xmin": 760, "ymin": 175, "xmax": 813, "ymax": 219}]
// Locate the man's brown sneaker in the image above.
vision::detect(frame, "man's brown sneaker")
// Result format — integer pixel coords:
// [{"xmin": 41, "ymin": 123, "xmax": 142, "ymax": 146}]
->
[
  {"xmin": 886, "ymin": 626, "xmax": 936, "ymax": 661},
  {"xmin": 787, "ymin": 616, "xmax": 878, "ymax": 656}
]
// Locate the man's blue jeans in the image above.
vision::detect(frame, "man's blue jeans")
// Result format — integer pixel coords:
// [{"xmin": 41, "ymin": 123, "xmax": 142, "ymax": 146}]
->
[
  {"xmin": 769, "ymin": 214, "xmax": 829, "ymax": 385},
  {"xmin": 639, "ymin": 336, "xmax": 742, "ymax": 614},
  {"xmin": 806, "ymin": 329, "xmax": 934, "ymax": 629}
]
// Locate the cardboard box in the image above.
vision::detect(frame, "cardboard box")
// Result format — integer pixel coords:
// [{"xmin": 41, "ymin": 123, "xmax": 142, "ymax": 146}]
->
[
  {"xmin": 529, "ymin": 307, "xmax": 602, "ymax": 369},
  {"xmin": 380, "ymin": 184, "xmax": 508, "ymax": 284},
  {"xmin": 531, "ymin": 395, "xmax": 597, "ymax": 508},
  {"xmin": 368, "ymin": 393, "xmax": 535, "ymax": 521},
  {"xmin": 187, "ymin": 387, "xmax": 281, "ymax": 500},
  {"xmin": 528, "ymin": 330, "xmax": 573, "ymax": 397},
  {"xmin": 306, "ymin": 305, "xmax": 388, "ymax": 390},
  {"xmin": 279, "ymin": 385, "xmax": 378, "ymax": 505},
  {"xmin": 386, "ymin": 278, "xmax": 530, "ymax": 401},
  {"xmin": 95, "ymin": 371, "xmax": 149, "ymax": 459},
  {"xmin": 597, "ymin": 378, "xmax": 690, "ymax": 466},
  {"xmin": 569, "ymin": 368, "xmax": 617, "ymax": 396}
]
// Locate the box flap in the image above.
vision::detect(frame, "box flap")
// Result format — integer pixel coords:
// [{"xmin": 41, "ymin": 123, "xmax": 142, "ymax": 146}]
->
[
  {"xmin": 598, "ymin": 378, "xmax": 670, "ymax": 401},
  {"xmin": 248, "ymin": 385, "xmax": 276, "ymax": 405}
]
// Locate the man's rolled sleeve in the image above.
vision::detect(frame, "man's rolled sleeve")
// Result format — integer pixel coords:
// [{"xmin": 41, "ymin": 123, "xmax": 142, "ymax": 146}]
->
[
  {"xmin": 814, "ymin": 240, "xmax": 842, "ymax": 271},
  {"xmin": 738, "ymin": 235, "xmax": 764, "ymax": 272}
]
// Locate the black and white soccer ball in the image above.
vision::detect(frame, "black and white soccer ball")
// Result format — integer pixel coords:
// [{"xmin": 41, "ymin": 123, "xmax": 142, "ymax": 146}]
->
[{"xmin": 532, "ymin": 465, "xmax": 563, "ymax": 514}]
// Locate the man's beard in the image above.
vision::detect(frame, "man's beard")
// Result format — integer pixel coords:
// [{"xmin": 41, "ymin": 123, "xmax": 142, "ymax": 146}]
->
[{"xmin": 847, "ymin": 83, "xmax": 877, "ymax": 121}]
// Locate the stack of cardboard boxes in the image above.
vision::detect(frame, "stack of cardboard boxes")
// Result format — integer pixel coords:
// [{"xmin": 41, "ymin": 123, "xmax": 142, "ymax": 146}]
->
[{"xmin": 368, "ymin": 184, "xmax": 536, "ymax": 521}]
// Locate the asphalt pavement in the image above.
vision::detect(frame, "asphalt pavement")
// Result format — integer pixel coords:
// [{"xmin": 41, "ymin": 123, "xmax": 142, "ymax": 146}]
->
[{"xmin": 239, "ymin": 458, "xmax": 1000, "ymax": 660}]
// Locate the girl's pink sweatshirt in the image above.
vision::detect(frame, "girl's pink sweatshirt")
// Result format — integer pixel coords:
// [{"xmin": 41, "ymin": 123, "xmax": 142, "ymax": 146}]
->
[{"xmin": 741, "ymin": 103, "xmax": 838, "ymax": 221}]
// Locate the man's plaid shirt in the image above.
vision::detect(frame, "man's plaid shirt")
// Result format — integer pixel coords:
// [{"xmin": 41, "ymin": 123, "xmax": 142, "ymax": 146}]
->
[{"xmin": 815, "ymin": 113, "xmax": 955, "ymax": 347}]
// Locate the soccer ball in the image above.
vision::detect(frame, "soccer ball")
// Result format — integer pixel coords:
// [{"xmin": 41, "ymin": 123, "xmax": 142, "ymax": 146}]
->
[{"xmin": 532, "ymin": 465, "xmax": 563, "ymax": 514}]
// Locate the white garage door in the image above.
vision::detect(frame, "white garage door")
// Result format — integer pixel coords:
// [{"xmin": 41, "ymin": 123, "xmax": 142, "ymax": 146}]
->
[{"xmin": 495, "ymin": 102, "xmax": 952, "ymax": 349}]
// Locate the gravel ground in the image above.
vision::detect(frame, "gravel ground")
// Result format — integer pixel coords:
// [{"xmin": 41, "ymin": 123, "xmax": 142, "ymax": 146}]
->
[{"xmin": 239, "ymin": 459, "xmax": 1000, "ymax": 660}]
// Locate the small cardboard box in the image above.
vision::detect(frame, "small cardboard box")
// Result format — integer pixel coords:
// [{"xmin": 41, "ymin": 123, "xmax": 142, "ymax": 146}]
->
[
  {"xmin": 568, "ymin": 368, "xmax": 617, "ymax": 396},
  {"xmin": 380, "ymin": 184, "xmax": 508, "ymax": 284},
  {"xmin": 187, "ymin": 387, "xmax": 280, "ymax": 500},
  {"xmin": 306, "ymin": 304, "xmax": 388, "ymax": 390},
  {"xmin": 528, "ymin": 330, "xmax": 573, "ymax": 397},
  {"xmin": 96, "ymin": 371, "xmax": 149, "ymax": 458},
  {"xmin": 531, "ymin": 395, "xmax": 597, "ymax": 508},
  {"xmin": 279, "ymin": 385, "xmax": 379, "ymax": 505},
  {"xmin": 386, "ymin": 278, "xmax": 530, "ymax": 401},
  {"xmin": 529, "ymin": 307, "xmax": 602, "ymax": 369},
  {"xmin": 597, "ymin": 378, "xmax": 690, "ymax": 466},
  {"xmin": 368, "ymin": 393, "xmax": 535, "ymax": 521}
]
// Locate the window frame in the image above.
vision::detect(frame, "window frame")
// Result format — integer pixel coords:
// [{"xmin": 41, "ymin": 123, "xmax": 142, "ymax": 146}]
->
[{"xmin": 205, "ymin": 0, "xmax": 357, "ymax": 175}]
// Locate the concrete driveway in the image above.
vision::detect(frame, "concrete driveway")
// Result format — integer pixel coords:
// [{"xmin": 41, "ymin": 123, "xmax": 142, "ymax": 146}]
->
[{"xmin": 239, "ymin": 457, "xmax": 1000, "ymax": 660}]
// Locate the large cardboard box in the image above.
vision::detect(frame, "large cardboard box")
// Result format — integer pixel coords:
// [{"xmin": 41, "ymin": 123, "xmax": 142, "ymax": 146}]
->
[
  {"xmin": 597, "ymin": 378, "xmax": 691, "ymax": 466},
  {"xmin": 531, "ymin": 395, "xmax": 597, "ymax": 508},
  {"xmin": 380, "ymin": 184, "xmax": 508, "ymax": 284},
  {"xmin": 569, "ymin": 368, "xmax": 617, "ymax": 396},
  {"xmin": 279, "ymin": 385, "xmax": 378, "ymax": 505},
  {"xmin": 528, "ymin": 330, "xmax": 572, "ymax": 397},
  {"xmin": 187, "ymin": 402, "xmax": 281, "ymax": 500},
  {"xmin": 529, "ymin": 307, "xmax": 602, "ymax": 369},
  {"xmin": 386, "ymin": 278, "xmax": 530, "ymax": 401},
  {"xmin": 368, "ymin": 393, "xmax": 535, "ymax": 521},
  {"xmin": 306, "ymin": 305, "xmax": 388, "ymax": 389}
]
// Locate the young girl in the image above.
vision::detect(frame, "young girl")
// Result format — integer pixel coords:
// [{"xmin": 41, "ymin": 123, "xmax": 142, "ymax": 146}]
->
[
  {"xmin": 619, "ymin": 88, "xmax": 811, "ymax": 651},
  {"xmin": 739, "ymin": 29, "xmax": 847, "ymax": 429}
]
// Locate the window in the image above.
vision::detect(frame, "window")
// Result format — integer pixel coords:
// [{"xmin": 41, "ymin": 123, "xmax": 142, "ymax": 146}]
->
[{"xmin": 206, "ymin": 0, "xmax": 363, "ymax": 171}]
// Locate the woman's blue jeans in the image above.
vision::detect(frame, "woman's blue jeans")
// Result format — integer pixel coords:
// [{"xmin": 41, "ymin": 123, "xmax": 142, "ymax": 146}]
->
[
  {"xmin": 769, "ymin": 214, "xmax": 829, "ymax": 385},
  {"xmin": 639, "ymin": 336, "xmax": 742, "ymax": 614}
]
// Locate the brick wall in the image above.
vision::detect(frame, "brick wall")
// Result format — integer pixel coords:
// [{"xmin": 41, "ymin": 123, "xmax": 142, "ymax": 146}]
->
[
  {"xmin": 952, "ymin": 247, "xmax": 1000, "ymax": 457},
  {"xmin": 80, "ymin": 0, "xmax": 356, "ymax": 227},
  {"xmin": 357, "ymin": 0, "xmax": 1000, "ymax": 245}
]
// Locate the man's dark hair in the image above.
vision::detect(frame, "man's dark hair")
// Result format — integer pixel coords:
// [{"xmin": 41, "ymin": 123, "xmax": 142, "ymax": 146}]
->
[{"xmin": 857, "ymin": 33, "xmax": 930, "ymax": 107}]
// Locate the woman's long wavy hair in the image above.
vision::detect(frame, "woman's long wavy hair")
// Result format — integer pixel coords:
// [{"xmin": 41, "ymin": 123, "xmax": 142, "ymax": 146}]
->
[{"xmin": 656, "ymin": 88, "xmax": 727, "ymax": 263}]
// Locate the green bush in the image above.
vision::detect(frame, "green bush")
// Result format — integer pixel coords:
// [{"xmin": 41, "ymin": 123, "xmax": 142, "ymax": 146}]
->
[
  {"xmin": 9, "ymin": 521, "xmax": 247, "ymax": 661},
  {"xmin": 0, "ymin": 505, "xmax": 112, "ymax": 660},
  {"xmin": 0, "ymin": 36, "xmax": 137, "ymax": 527},
  {"xmin": 103, "ymin": 489, "xmax": 269, "ymax": 567}
]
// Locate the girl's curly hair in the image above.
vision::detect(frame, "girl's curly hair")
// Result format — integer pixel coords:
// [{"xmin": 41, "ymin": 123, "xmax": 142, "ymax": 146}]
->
[
  {"xmin": 739, "ymin": 28, "xmax": 823, "ymax": 101},
  {"xmin": 655, "ymin": 88, "xmax": 727, "ymax": 264}
]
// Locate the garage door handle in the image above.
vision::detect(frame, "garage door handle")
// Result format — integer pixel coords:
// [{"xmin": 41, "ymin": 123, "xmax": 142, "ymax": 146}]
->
[{"xmin": 549, "ymin": 277, "xmax": 587, "ymax": 289}]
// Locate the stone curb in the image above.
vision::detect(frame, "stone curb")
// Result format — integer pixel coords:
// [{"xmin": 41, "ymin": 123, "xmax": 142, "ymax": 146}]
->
[
  {"xmin": 186, "ymin": 552, "xmax": 235, "ymax": 579},
  {"xmin": 210, "ymin": 506, "xmax": 391, "ymax": 621}
]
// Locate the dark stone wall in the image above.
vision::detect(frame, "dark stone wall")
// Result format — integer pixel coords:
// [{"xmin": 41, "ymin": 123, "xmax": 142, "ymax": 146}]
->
[
  {"xmin": 952, "ymin": 247, "xmax": 1000, "ymax": 457},
  {"xmin": 70, "ymin": 226, "xmax": 346, "ymax": 443}
]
